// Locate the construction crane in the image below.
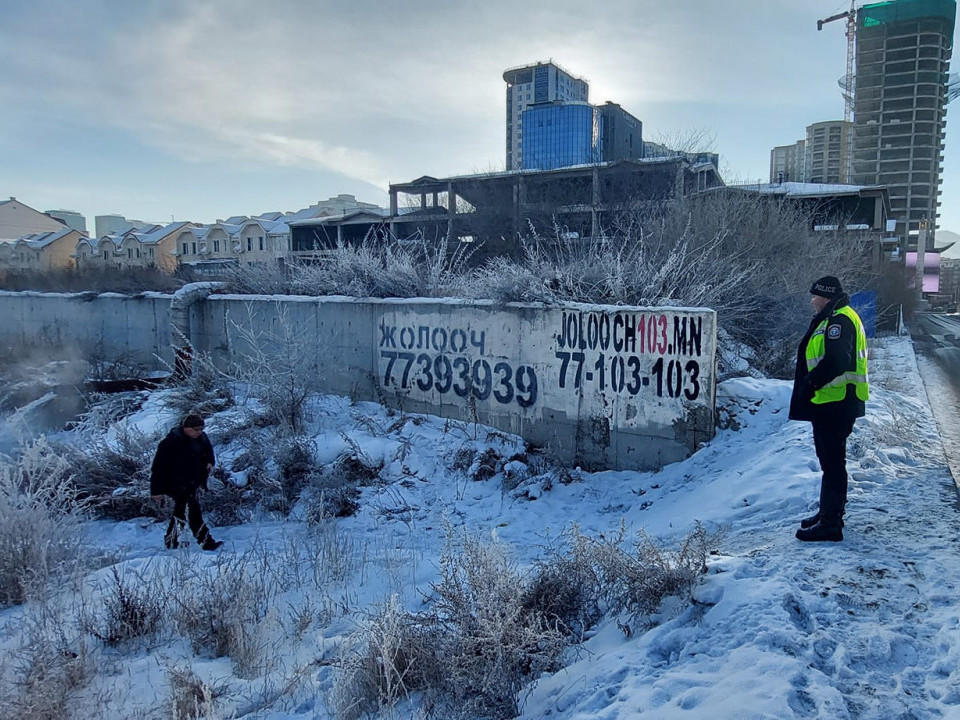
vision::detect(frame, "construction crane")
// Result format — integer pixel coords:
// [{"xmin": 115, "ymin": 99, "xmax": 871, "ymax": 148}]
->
[{"xmin": 818, "ymin": 0, "xmax": 857, "ymax": 122}]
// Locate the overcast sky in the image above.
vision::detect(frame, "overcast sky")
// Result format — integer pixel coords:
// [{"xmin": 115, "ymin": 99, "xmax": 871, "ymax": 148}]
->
[{"xmin": 2, "ymin": 0, "xmax": 959, "ymax": 239}]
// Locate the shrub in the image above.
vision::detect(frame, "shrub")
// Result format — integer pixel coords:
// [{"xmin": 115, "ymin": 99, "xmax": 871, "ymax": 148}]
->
[
  {"xmin": 170, "ymin": 546, "xmax": 278, "ymax": 679},
  {"xmin": 166, "ymin": 663, "xmax": 227, "ymax": 720},
  {"xmin": 88, "ymin": 565, "xmax": 165, "ymax": 646},
  {"xmin": 333, "ymin": 522, "xmax": 712, "ymax": 718},
  {"xmin": 589, "ymin": 521, "xmax": 711, "ymax": 620},
  {"xmin": 3, "ymin": 593, "xmax": 94, "ymax": 719},
  {"xmin": 227, "ymin": 303, "xmax": 319, "ymax": 434},
  {"xmin": 331, "ymin": 595, "xmax": 428, "ymax": 720},
  {"xmin": 160, "ymin": 348, "xmax": 235, "ymax": 417},
  {"xmin": 0, "ymin": 438, "xmax": 87, "ymax": 607},
  {"xmin": 59, "ymin": 423, "xmax": 158, "ymax": 520},
  {"xmin": 333, "ymin": 531, "xmax": 568, "ymax": 720}
]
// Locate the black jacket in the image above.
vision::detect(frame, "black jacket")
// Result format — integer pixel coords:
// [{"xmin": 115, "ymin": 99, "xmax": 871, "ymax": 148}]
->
[
  {"xmin": 150, "ymin": 427, "xmax": 215, "ymax": 497},
  {"xmin": 789, "ymin": 293, "xmax": 866, "ymax": 423}
]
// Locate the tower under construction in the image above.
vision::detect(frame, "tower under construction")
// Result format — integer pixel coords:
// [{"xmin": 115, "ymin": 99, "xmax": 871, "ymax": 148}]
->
[{"xmin": 852, "ymin": 0, "xmax": 956, "ymax": 239}]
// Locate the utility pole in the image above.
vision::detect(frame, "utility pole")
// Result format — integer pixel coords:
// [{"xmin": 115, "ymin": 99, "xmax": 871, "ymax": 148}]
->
[{"xmin": 916, "ymin": 217, "xmax": 928, "ymax": 302}]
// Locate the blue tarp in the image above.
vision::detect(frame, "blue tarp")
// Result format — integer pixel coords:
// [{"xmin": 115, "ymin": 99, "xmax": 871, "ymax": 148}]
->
[{"xmin": 851, "ymin": 290, "xmax": 877, "ymax": 338}]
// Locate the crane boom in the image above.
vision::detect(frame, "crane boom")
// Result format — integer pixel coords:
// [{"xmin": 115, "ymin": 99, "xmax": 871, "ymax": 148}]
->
[{"xmin": 817, "ymin": 1, "xmax": 857, "ymax": 122}]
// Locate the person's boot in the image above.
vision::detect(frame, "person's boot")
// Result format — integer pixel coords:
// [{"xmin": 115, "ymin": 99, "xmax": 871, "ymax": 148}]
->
[
  {"xmin": 800, "ymin": 512, "xmax": 844, "ymax": 529},
  {"xmin": 796, "ymin": 522, "xmax": 843, "ymax": 542},
  {"xmin": 195, "ymin": 524, "xmax": 222, "ymax": 550}
]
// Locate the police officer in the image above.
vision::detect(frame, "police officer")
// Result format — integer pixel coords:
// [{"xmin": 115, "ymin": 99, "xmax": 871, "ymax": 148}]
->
[{"xmin": 789, "ymin": 276, "xmax": 869, "ymax": 542}]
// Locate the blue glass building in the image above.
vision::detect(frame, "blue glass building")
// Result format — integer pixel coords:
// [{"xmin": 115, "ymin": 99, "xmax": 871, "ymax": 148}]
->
[{"xmin": 521, "ymin": 102, "xmax": 602, "ymax": 171}]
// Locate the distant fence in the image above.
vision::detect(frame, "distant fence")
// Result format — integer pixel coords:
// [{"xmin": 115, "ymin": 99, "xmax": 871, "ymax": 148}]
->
[{"xmin": 0, "ymin": 289, "xmax": 717, "ymax": 470}]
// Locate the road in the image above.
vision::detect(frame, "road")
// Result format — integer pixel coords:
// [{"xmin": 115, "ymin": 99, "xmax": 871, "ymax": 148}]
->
[{"xmin": 912, "ymin": 313, "xmax": 960, "ymax": 487}]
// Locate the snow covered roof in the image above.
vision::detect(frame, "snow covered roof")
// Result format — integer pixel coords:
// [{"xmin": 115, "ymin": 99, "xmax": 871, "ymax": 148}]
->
[
  {"xmin": 286, "ymin": 208, "xmax": 392, "ymax": 227},
  {"xmin": 727, "ymin": 181, "xmax": 883, "ymax": 198},
  {"xmin": 13, "ymin": 228, "xmax": 77, "ymax": 248},
  {"xmin": 133, "ymin": 221, "xmax": 191, "ymax": 245}
]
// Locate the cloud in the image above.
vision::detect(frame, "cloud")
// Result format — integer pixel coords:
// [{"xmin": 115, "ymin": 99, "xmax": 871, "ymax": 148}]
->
[{"xmin": 0, "ymin": 0, "xmax": 899, "ymax": 209}]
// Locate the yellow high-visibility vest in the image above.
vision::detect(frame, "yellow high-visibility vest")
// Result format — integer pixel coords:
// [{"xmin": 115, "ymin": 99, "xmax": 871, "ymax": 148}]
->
[{"xmin": 805, "ymin": 305, "xmax": 869, "ymax": 404}]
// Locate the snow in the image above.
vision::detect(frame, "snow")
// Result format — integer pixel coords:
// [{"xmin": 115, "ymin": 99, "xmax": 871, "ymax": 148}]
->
[{"xmin": 2, "ymin": 334, "xmax": 960, "ymax": 718}]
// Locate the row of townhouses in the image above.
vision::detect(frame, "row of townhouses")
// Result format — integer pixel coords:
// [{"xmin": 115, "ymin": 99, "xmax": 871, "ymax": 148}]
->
[{"xmin": 0, "ymin": 195, "xmax": 379, "ymax": 274}]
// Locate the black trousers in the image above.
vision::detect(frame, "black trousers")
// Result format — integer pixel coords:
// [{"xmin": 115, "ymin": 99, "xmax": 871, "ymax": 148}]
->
[
  {"xmin": 812, "ymin": 415, "xmax": 856, "ymax": 527},
  {"xmin": 164, "ymin": 491, "xmax": 212, "ymax": 547}
]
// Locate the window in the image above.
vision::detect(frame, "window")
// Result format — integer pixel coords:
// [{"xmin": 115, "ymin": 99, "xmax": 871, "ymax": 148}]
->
[
  {"xmin": 136, "ymin": 248, "xmax": 141, "ymax": 258},
  {"xmin": 214, "ymin": 240, "xmax": 220, "ymax": 252},
  {"xmin": 104, "ymin": 250, "xmax": 109, "ymax": 259},
  {"xmin": 127, "ymin": 248, "xmax": 133, "ymax": 258},
  {"xmin": 247, "ymin": 238, "xmax": 252, "ymax": 251},
  {"xmin": 182, "ymin": 243, "xmax": 188, "ymax": 255},
  {"xmin": 259, "ymin": 236, "xmax": 264, "ymax": 251},
  {"xmin": 149, "ymin": 248, "xmax": 154, "ymax": 258},
  {"xmin": 192, "ymin": 242, "xmax": 197, "ymax": 255}
]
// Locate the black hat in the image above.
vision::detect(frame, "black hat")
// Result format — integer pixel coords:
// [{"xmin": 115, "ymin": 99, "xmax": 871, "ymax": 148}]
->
[
  {"xmin": 182, "ymin": 413, "xmax": 205, "ymax": 429},
  {"xmin": 810, "ymin": 276, "xmax": 843, "ymax": 299}
]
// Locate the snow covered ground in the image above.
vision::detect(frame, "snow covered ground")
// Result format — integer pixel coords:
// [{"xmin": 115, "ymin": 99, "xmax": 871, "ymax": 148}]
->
[{"xmin": 2, "ymin": 334, "xmax": 959, "ymax": 719}]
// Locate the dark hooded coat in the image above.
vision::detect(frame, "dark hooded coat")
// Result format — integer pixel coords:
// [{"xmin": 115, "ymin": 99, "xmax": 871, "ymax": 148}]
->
[{"xmin": 150, "ymin": 426, "xmax": 215, "ymax": 497}]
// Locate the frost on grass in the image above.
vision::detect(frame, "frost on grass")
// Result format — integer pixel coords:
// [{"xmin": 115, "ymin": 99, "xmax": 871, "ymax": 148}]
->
[
  {"xmin": 334, "ymin": 524, "xmax": 710, "ymax": 719},
  {"xmin": 0, "ymin": 437, "xmax": 87, "ymax": 607}
]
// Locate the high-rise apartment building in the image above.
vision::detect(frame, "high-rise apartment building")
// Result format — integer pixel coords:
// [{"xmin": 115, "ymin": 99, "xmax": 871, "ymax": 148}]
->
[
  {"xmin": 805, "ymin": 121, "xmax": 854, "ymax": 183},
  {"xmin": 770, "ymin": 140, "xmax": 806, "ymax": 183},
  {"xmin": 504, "ymin": 61, "xmax": 589, "ymax": 171},
  {"xmin": 852, "ymin": 0, "xmax": 956, "ymax": 238},
  {"xmin": 770, "ymin": 120, "xmax": 853, "ymax": 184}
]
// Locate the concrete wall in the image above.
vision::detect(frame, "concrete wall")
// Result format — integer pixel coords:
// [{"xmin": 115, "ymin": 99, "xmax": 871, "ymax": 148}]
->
[
  {"xmin": 0, "ymin": 290, "xmax": 716, "ymax": 470},
  {"xmin": 0, "ymin": 291, "xmax": 174, "ymax": 370}
]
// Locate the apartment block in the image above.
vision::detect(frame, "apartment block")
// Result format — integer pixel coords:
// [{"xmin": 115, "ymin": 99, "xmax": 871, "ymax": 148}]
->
[{"xmin": 852, "ymin": 0, "xmax": 956, "ymax": 238}]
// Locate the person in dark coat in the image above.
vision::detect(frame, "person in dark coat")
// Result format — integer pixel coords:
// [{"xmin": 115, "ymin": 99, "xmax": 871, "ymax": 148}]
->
[
  {"xmin": 789, "ymin": 276, "xmax": 869, "ymax": 542},
  {"xmin": 150, "ymin": 413, "xmax": 223, "ymax": 550}
]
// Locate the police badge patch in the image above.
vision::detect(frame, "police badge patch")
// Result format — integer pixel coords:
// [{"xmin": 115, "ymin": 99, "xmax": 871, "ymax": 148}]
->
[{"xmin": 827, "ymin": 324, "xmax": 842, "ymax": 340}]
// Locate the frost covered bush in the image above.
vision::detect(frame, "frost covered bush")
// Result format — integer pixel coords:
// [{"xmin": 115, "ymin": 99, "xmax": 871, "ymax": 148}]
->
[
  {"xmin": 589, "ymin": 522, "xmax": 711, "ymax": 620},
  {"xmin": 0, "ymin": 438, "xmax": 87, "ymax": 606},
  {"xmin": 259, "ymin": 436, "xmax": 318, "ymax": 514},
  {"xmin": 171, "ymin": 546, "xmax": 280, "ymax": 678},
  {"xmin": 166, "ymin": 663, "xmax": 226, "ymax": 720},
  {"xmin": 1, "ymin": 593, "xmax": 94, "ymax": 719},
  {"xmin": 427, "ymin": 532, "xmax": 568, "ymax": 718},
  {"xmin": 227, "ymin": 233, "xmax": 475, "ymax": 299},
  {"xmin": 334, "ymin": 531, "xmax": 567, "ymax": 720},
  {"xmin": 333, "ymin": 523, "xmax": 712, "ymax": 718},
  {"xmin": 160, "ymin": 348, "xmax": 234, "ymax": 417},
  {"xmin": 228, "ymin": 303, "xmax": 319, "ymax": 434},
  {"xmin": 60, "ymin": 424, "xmax": 157, "ymax": 520},
  {"xmin": 88, "ymin": 566, "xmax": 165, "ymax": 646},
  {"xmin": 332, "ymin": 595, "xmax": 430, "ymax": 720}
]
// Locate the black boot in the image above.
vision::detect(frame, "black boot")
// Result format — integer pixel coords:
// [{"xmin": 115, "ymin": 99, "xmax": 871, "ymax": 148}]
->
[{"xmin": 796, "ymin": 522, "xmax": 843, "ymax": 542}]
